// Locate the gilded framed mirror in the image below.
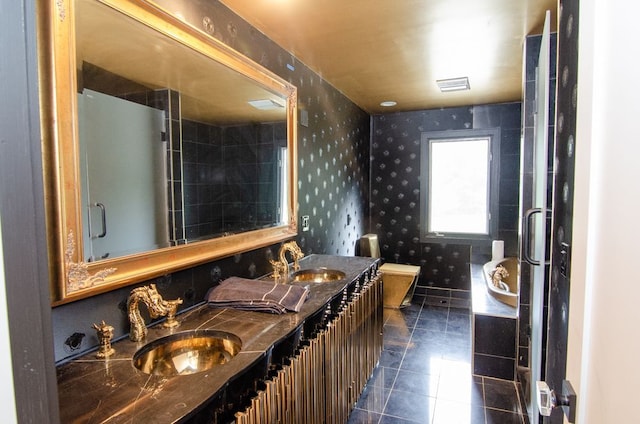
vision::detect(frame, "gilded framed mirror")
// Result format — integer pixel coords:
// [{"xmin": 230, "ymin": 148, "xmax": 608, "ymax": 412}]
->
[{"xmin": 39, "ymin": 0, "xmax": 298, "ymax": 304}]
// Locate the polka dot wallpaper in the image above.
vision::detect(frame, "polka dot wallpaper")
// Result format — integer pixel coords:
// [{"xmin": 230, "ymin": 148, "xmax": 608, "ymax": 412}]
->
[{"xmin": 370, "ymin": 103, "xmax": 522, "ymax": 295}]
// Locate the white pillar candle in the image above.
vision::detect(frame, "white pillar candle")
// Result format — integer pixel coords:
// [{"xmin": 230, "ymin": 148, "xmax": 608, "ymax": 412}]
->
[{"xmin": 492, "ymin": 240, "xmax": 504, "ymax": 261}]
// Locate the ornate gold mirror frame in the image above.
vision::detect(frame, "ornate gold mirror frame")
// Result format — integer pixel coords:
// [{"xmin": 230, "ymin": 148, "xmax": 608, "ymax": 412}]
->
[{"xmin": 39, "ymin": 0, "xmax": 298, "ymax": 305}]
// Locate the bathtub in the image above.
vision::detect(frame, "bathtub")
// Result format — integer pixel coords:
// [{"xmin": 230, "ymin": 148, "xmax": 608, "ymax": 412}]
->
[{"xmin": 482, "ymin": 257, "xmax": 519, "ymax": 308}]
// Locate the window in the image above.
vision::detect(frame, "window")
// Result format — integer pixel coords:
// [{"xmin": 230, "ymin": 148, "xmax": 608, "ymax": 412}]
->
[{"xmin": 420, "ymin": 129, "xmax": 500, "ymax": 243}]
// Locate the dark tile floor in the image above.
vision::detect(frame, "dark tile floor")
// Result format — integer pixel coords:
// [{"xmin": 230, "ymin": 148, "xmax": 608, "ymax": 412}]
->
[{"xmin": 348, "ymin": 297, "xmax": 529, "ymax": 424}]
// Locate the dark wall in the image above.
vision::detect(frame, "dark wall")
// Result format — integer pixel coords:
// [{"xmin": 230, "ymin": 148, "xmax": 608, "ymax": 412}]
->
[
  {"xmin": 545, "ymin": 1, "xmax": 578, "ymax": 422},
  {"xmin": 1, "ymin": 0, "xmax": 60, "ymax": 421},
  {"xmin": 51, "ymin": 0, "xmax": 370, "ymax": 363},
  {"xmin": 370, "ymin": 103, "xmax": 521, "ymax": 297}
]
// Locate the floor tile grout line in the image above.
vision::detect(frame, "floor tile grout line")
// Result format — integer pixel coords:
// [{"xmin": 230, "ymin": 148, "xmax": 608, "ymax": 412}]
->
[
  {"xmin": 429, "ymin": 301, "xmax": 450, "ymax": 424},
  {"xmin": 378, "ymin": 296, "xmax": 428, "ymax": 424},
  {"xmin": 352, "ymin": 296, "xmax": 527, "ymax": 424},
  {"xmin": 513, "ymin": 379, "xmax": 529, "ymax": 424},
  {"xmin": 481, "ymin": 375, "xmax": 528, "ymax": 422},
  {"xmin": 480, "ymin": 377, "xmax": 488, "ymax": 424}
]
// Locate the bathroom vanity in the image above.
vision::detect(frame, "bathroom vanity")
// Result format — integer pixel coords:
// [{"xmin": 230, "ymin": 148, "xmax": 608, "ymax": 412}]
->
[{"xmin": 56, "ymin": 255, "xmax": 382, "ymax": 423}]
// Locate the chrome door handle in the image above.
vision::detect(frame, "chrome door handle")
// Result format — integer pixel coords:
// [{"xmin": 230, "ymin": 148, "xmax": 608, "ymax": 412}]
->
[
  {"xmin": 95, "ymin": 202, "xmax": 107, "ymax": 238},
  {"xmin": 536, "ymin": 380, "xmax": 576, "ymax": 422},
  {"xmin": 89, "ymin": 202, "xmax": 107, "ymax": 238},
  {"xmin": 522, "ymin": 208, "xmax": 551, "ymax": 265}
]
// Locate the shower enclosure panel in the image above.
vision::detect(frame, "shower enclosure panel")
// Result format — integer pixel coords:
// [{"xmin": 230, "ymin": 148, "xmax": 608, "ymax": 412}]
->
[
  {"xmin": 520, "ymin": 11, "xmax": 554, "ymax": 423},
  {"xmin": 78, "ymin": 89, "xmax": 168, "ymax": 262}
]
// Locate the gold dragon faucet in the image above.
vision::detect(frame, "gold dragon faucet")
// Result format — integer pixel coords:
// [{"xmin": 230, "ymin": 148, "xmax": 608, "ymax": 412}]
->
[
  {"xmin": 270, "ymin": 241, "xmax": 304, "ymax": 283},
  {"xmin": 127, "ymin": 284, "xmax": 183, "ymax": 342}
]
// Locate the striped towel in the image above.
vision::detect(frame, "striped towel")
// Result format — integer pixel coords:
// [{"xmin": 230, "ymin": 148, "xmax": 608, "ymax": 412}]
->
[{"xmin": 205, "ymin": 277, "xmax": 309, "ymax": 314}]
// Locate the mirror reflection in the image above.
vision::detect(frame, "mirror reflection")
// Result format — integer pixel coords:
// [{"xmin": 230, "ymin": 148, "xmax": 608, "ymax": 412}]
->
[{"xmin": 76, "ymin": 0, "xmax": 289, "ymax": 262}]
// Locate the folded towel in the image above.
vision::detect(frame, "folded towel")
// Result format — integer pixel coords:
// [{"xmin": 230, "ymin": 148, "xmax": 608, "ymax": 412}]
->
[{"xmin": 205, "ymin": 277, "xmax": 309, "ymax": 314}]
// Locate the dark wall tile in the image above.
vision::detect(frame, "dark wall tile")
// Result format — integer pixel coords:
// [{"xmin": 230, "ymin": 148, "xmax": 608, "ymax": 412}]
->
[
  {"xmin": 474, "ymin": 315, "xmax": 517, "ymax": 358},
  {"xmin": 499, "ymin": 178, "xmax": 520, "ymax": 206},
  {"xmin": 501, "ymin": 128, "xmax": 521, "ymax": 155},
  {"xmin": 473, "ymin": 354, "xmax": 516, "ymax": 380}
]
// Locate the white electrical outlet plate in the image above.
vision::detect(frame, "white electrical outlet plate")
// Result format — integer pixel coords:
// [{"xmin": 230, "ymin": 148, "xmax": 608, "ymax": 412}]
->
[{"xmin": 301, "ymin": 215, "xmax": 309, "ymax": 231}]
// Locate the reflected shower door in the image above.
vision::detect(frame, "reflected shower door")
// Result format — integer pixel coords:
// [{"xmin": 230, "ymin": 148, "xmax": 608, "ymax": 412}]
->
[{"xmin": 78, "ymin": 89, "xmax": 167, "ymax": 261}]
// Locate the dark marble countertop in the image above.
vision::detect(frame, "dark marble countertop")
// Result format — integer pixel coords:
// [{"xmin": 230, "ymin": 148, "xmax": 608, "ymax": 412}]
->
[{"xmin": 56, "ymin": 254, "xmax": 378, "ymax": 423}]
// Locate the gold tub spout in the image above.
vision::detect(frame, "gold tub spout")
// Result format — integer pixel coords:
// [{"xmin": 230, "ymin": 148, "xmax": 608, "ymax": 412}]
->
[{"xmin": 127, "ymin": 284, "xmax": 183, "ymax": 342}]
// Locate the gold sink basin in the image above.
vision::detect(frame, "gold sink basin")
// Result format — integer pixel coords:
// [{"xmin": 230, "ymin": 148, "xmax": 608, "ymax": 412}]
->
[
  {"xmin": 290, "ymin": 268, "xmax": 346, "ymax": 283},
  {"xmin": 133, "ymin": 330, "xmax": 242, "ymax": 377}
]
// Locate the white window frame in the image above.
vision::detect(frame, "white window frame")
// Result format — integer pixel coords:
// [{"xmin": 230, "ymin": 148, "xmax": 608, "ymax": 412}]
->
[{"xmin": 419, "ymin": 128, "xmax": 500, "ymax": 244}]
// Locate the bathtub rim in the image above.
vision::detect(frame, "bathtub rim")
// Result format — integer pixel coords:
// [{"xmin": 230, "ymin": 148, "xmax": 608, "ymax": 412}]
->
[{"xmin": 482, "ymin": 257, "xmax": 519, "ymax": 308}]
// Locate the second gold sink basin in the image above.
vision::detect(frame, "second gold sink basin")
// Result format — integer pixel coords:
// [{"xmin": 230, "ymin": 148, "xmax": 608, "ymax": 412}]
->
[
  {"xmin": 290, "ymin": 268, "xmax": 346, "ymax": 283},
  {"xmin": 133, "ymin": 330, "xmax": 242, "ymax": 377}
]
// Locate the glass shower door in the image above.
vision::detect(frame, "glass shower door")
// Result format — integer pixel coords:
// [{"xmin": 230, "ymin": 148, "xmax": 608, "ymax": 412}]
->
[{"xmin": 526, "ymin": 10, "xmax": 552, "ymax": 423}]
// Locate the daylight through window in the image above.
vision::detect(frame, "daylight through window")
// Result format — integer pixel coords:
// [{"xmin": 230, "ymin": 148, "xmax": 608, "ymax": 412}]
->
[{"xmin": 420, "ymin": 129, "xmax": 499, "ymax": 242}]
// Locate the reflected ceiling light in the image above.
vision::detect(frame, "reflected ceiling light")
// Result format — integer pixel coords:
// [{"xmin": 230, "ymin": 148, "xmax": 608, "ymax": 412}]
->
[
  {"xmin": 436, "ymin": 77, "xmax": 470, "ymax": 92},
  {"xmin": 380, "ymin": 100, "xmax": 397, "ymax": 107},
  {"xmin": 248, "ymin": 98, "xmax": 285, "ymax": 110}
]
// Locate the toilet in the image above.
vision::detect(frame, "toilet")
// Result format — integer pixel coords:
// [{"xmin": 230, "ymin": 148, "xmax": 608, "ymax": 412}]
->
[{"xmin": 360, "ymin": 234, "xmax": 421, "ymax": 308}]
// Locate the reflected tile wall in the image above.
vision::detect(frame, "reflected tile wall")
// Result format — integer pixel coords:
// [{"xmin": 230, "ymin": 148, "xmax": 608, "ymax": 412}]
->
[{"xmin": 182, "ymin": 121, "xmax": 285, "ymax": 240}]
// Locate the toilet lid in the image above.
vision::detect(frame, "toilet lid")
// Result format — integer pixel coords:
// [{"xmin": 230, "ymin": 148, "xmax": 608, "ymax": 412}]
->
[{"xmin": 380, "ymin": 263, "xmax": 421, "ymax": 276}]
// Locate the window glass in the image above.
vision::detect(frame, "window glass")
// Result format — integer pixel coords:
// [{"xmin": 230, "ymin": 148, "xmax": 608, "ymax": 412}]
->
[
  {"xmin": 420, "ymin": 128, "xmax": 499, "ymax": 243},
  {"xmin": 429, "ymin": 137, "xmax": 489, "ymax": 234}
]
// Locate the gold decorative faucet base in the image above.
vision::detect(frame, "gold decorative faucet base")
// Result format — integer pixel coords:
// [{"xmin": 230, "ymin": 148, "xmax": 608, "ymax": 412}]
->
[
  {"xmin": 92, "ymin": 320, "xmax": 115, "ymax": 359},
  {"xmin": 162, "ymin": 299, "xmax": 183, "ymax": 328}
]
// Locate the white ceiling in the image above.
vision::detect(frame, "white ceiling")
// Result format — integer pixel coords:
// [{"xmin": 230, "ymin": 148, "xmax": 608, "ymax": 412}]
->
[{"xmin": 221, "ymin": 0, "xmax": 558, "ymax": 113}]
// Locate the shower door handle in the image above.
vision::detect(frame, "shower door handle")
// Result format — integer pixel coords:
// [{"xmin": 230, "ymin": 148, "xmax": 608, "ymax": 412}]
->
[
  {"xmin": 522, "ymin": 208, "xmax": 551, "ymax": 266},
  {"xmin": 88, "ymin": 202, "xmax": 107, "ymax": 239},
  {"xmin": 95, "ymin": 202, "xmax": 107, "ymax": 238}
]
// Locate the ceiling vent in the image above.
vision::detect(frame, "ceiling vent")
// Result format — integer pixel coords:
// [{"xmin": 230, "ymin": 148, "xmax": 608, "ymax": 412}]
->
[
  {"xmin": 248, "ymin": 98, "xmax": 286, "ymax": 110},
  {"xmin": 436, "ymin": 77, "xmax": 470, "ymax": 92}
]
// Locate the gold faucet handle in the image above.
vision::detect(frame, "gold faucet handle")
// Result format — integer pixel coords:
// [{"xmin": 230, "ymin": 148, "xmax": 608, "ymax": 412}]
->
[
  {"xmin": 92, "ymin": 320, "xmax": 115, "ymax": 359},
  {"xmin": 269, "ymin": 259, "xmax": 287, "ymax": 283},
  {"xmin": 162, "ymin": 298, "xmax": 183, "ymax": 328}
]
